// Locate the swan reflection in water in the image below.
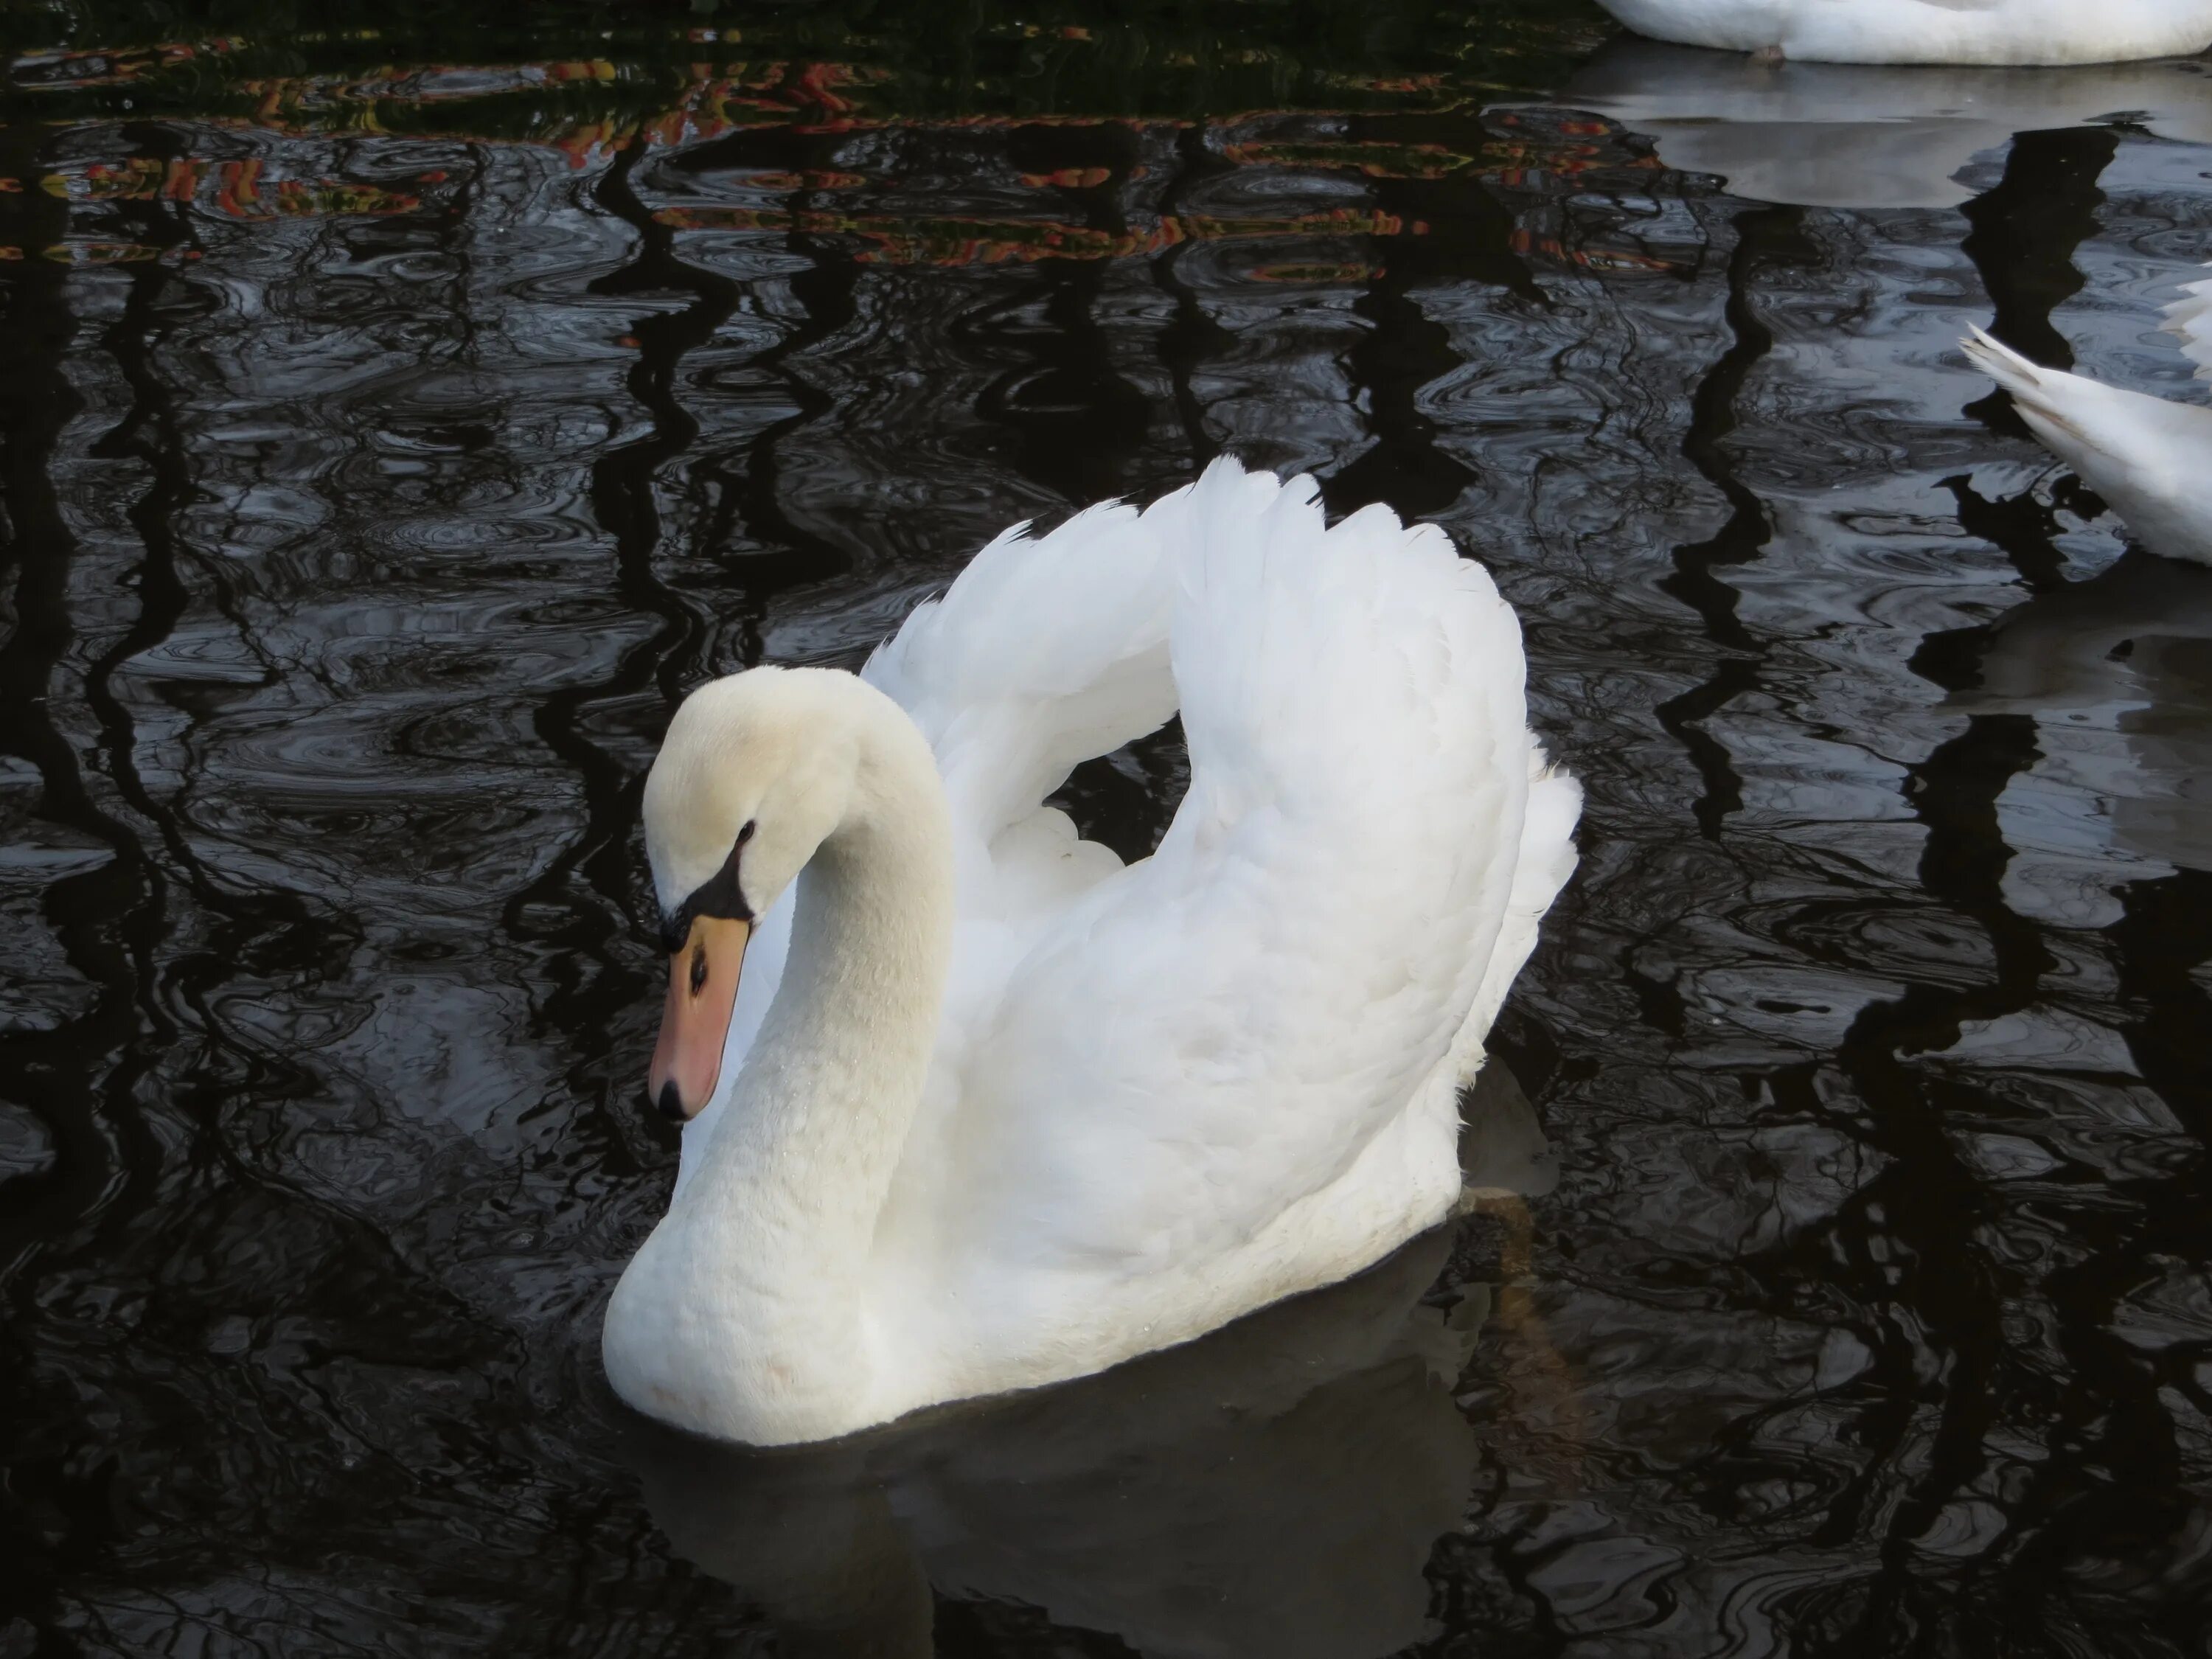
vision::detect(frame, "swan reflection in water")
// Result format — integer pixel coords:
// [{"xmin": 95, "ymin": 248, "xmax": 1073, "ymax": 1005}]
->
[
  {"xmin": 615, "ymin": 1066, "xmax": 1562, "ymax": 1658},
  {"xmin": 1559, "ymin": 38, "xmax": 2212, "ymax": 207},
  {"xmin": 1944, "ymin": 547, "xmax": 2212, "ymax": 880}
]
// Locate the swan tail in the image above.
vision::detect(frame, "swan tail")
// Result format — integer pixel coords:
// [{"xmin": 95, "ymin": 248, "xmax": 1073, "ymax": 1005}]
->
[
  {"xmin": 1961, "ymin": 326, "xmax": 2124, "ymax": 465},
  {"xmin": 1962, "ymin": 323, "xmax": 2212, "ymax": 566},
  {"xmin": 864, "ymin": 494, "xmax": 1179, "ymax": 848}
]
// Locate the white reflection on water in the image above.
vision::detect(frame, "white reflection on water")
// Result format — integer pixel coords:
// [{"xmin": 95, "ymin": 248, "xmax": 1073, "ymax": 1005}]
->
[{"xmin": 1562, "ymin": 38, "xmax": 2212, "ymax": 208}]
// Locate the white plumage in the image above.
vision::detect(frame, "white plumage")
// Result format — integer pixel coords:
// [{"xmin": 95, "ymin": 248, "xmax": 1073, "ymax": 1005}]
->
[
  {"xmin": 1595, "ymin": 0, "xmax": 2212, "ymax": 64},
  {"xmin": 1962, "ymin": 269, "xmax": 2212, "ymax": 567},
  {"xmin": 602, "ymin": 459, "xmax": 1580, "ymax": 1446}
]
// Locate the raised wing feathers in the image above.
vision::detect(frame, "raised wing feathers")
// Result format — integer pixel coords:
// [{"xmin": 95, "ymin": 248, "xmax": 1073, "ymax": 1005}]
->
[
  {"xmin": 950, "ymin": 462, "xmax": 1554, "ymax": 1277},
  {"xmin": 864, "ymin": 498, "xmax": 1179, "ymax": 859}
]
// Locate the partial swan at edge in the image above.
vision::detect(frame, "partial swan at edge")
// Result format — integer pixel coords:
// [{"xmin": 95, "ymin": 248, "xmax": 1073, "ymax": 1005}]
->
[
  {"xmin": 1593, "ymin": 0, "xmax": 2212, "ymax": 66},
  {"xmin": 1963, "ymin": 268, "xmax": 2212, "ymax": 567}
]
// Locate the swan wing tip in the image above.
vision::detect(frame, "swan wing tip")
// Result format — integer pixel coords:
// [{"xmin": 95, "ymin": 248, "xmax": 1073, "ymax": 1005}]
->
[{"xmin": 1961, "ymin": 324, "xmax": 2039, "ymax": 387}]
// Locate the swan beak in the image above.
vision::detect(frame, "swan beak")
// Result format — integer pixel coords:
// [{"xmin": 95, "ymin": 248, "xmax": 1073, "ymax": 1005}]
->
[{"xmin": 647, "ymin": 914, "xmax": 751, "ymax": 1122}]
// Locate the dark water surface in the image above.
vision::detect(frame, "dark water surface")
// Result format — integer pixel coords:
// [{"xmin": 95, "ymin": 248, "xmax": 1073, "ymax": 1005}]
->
[{"xmin": 4, "ymin": 3, "xmax": 2211, "ymax": 1653}]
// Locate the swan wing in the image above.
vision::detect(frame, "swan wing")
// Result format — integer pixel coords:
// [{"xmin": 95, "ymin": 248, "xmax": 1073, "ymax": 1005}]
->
[
  {"xmin": 863, "ymin": 495, "xmax": 1180, "ymax": 889},
  {"xmin": 950, "ymin": 461, "xmax": 1573, "ymax": 1298}
]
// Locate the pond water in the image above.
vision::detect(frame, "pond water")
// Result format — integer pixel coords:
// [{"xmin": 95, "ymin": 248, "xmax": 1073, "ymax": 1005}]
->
[{"xmin": 3, "ymin": 3, "xmax": 2210, "ymax": 1654}]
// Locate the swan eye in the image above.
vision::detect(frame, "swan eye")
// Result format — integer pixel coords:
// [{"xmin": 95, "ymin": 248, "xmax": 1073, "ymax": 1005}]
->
[
  {"xmin": 689, "ymin": 945, "xmax": 709, "ymax": 997},
  {"xmin": 658, "ymin": 819, "xmax": 758, "ymax": 953}
]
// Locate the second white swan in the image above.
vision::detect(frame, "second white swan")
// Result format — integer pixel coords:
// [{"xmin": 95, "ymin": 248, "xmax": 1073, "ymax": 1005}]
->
[
  {"xmin": 1593, "ymin": 0, "xmax": 2212, "ymax": 64},
  {"xmin": 601, "ymin": 459, "xmax": 1581, "ymax": 1447}
]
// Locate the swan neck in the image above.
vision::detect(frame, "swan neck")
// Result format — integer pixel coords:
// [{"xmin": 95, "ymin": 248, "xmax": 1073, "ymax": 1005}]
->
[
  {"xmin": 606, "ymin": 686, "xmax": 955, "ymax": 1443},
  {"xmin": 678, "ymin": 703, "xmax": 950, "ymax": 1368},
  {"xmin": 706, "ymin": 717, "xmax": 951, "ymax": 1206}
]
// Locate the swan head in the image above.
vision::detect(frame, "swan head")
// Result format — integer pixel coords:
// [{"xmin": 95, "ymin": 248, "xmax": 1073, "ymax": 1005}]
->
[{"xmin": 639, "ymin": 667, "xmax": 869, "ymax": 1122}]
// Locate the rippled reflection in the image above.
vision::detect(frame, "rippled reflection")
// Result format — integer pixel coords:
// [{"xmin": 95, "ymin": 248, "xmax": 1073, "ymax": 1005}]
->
[
  {"xmin": 627, "ymin": 1231, "xmax": 1485, "ymax": 1659},
  {"xmin": 2, "ymin": 3, "xmax": 2210, "ymax": 1654},
  {"xmin": 627, "ymin": 1065, "xmax": 1557, "ymax": 1657},
  {"xmin": 1563, "ymin": 40, "xmax": 2212, "ymax": 208}
]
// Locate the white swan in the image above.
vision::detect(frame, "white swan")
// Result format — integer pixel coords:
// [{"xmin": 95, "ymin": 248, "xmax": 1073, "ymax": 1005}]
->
[
  {"xmin": 601, "ymin": 459, "xmax": 1582, "ymax": 1447},
  {"xmin": 1962, "ymin": 268, "xmax": 2212, "ymax": 566},
  {"xmin": 1594, "ymin": 0, "xmax": 2212, "ymax": 64}
]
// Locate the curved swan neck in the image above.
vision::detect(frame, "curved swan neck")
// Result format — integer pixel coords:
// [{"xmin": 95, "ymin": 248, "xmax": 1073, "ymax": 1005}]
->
[
  {"xmin": 609, "ymin": 682, "xmax": 954, "ymax": 1444},
  {"xmin": 694, "ymin": 689, "xmax": 954, "ymax": 1212}
]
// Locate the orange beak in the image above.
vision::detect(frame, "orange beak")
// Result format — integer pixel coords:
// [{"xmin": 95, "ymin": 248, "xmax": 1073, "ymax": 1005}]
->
[{"xmin": 648, "ymin": 914, "xmax": 751, "ymax": 1121}]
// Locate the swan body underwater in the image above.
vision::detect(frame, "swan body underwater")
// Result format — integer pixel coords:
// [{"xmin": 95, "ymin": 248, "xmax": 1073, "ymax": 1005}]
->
[
  {"xmin": 1963, "ymin": 268, "xmax": 2212, "ymax": 567},
  {"xmin": 1593, "ymin": 0, "xmax": 2212, "ymax": 64},
  {"xmin": 601, "ymin": 459, "xmax": 1582, "ymax": 1447}
]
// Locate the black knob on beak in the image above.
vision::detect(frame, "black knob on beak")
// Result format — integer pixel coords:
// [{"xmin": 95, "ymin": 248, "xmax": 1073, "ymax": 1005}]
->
[{"xmin": 653, "ymin": 1081, "xmax": 688, "ymax": 1123}]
